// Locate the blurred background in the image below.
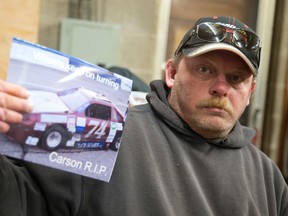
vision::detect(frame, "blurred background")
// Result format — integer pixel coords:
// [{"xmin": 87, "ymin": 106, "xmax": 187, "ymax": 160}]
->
[{"xmin": 0, "ymin": 0, "xmax": 287, "ymax": 181}]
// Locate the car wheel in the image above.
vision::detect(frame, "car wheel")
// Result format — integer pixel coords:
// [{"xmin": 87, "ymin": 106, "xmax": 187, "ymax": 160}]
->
[
  {"xmin": 40, "ymin": 125, "xmax": 69, "ymax": 151},
  {"xmin": 110, "ymin": 134, "xmax": 121, "ymax": 151}
]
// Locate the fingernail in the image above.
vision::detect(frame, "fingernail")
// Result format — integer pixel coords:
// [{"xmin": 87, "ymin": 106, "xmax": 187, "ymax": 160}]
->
[
  {"xmin": 22, "ymin": 89, "xmax": 30, "ymax": 98},
  {"xmin": 27, "ymin": 101, "xmax": 34, "ymax": 112}
]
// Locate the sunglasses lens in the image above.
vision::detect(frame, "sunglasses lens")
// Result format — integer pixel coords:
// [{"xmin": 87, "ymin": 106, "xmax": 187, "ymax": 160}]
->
[
  {"xmin": 232, "ymin": 30, "xmax": 260, "ymax": 50},
  {"xmin": 197, "ymin": 23, "xmax": 226, "ymax": 42}
]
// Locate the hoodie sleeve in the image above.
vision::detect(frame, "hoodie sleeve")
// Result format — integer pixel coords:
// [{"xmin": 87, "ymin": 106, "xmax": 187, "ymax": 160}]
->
[
  {"xmin": 277, "ymin": 168, "xmax": 288, "ymax": 216},
  {"xmin": 0, "ymin": 155, "xmax": 84, "ymax": 216},
  {"xmin": 280, "ymin": 185, "xmax": 288, "ymax": 216},
  {"xmin": 0, "ymin": 156, "xmax": 47, "ymax": 216}
]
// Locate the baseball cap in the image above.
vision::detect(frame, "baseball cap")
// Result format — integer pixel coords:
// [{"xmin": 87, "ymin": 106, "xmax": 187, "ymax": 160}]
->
[{"xmin": 174, "ymin": 16, "xmax": 261, "ymax": 76}]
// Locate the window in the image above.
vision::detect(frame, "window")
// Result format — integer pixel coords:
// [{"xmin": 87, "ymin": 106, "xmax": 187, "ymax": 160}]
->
[{"xmin": 85, "ymin": 104, "xmax": 111, "ymax": 120}]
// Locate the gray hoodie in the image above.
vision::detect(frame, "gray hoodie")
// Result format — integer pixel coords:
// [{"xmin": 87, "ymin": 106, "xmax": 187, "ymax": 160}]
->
[{"xmin": 0, "ymin": 80, "xmax": 287, "ymax": 216}]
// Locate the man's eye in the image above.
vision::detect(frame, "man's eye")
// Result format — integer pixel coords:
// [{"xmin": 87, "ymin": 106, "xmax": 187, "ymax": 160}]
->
[
  {"xmin": 227, "ymin": 75, "xmax": 243, "ymax": 83},
  {"xmin": 198, "ymin": 66, "xmax": 210, "ymax": 74}
]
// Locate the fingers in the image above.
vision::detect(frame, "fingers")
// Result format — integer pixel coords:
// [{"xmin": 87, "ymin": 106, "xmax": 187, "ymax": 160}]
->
[
  {"xmin": 0, "ymin": 80, "xmax": 33, "ymax": 133},
  {"xmin": 0, "ymin": 92, "xmax": 33, "ymax": 113},
  {"xmin": 0, "ymin": 121, "xmax": 10, "ymax": 133},
  {"xmin": 0, "ymin": 109, "xmax": 23, "ymax": 133},
  {"xmin": 0, "ymin": 79, "xmax": 29, "ymax": 99}
]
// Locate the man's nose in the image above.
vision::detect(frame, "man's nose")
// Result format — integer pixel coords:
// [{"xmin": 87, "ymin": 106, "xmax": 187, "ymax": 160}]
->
[{"xmin": 209, "ymin": 75, "xmax": 230, "ymax": 97}]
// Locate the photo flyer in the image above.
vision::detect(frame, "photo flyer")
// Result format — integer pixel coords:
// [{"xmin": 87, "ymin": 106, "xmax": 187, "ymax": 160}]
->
[{"xmin": 0, "ymin": 37, "xmax": 133, "ymax": 182}]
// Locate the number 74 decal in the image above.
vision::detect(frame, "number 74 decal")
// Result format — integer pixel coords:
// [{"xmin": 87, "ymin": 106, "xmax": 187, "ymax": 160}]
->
[{"xmin": 84, "ymin": 120, "xmax": 108, "ymax": 139}]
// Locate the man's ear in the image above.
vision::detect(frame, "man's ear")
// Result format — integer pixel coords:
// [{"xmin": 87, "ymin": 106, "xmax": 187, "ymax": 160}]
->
[
  {"xmin": 165, "ymin": 59, "xmax": 177, "ymax": 88},
  {"xmin": 247, "ymin": 79, "xmax": 257, "ymax": 106}
]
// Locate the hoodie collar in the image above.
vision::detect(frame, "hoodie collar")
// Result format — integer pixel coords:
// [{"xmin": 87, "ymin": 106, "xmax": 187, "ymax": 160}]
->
[{"xmin": 146, "ymin": 80, "xmax": 256, "ymax": 149}]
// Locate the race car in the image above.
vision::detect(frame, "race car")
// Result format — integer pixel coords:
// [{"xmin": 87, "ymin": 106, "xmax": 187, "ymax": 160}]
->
[{"xmin": 8, "ymin": 87, "xmax": 124, "ymax": 151}]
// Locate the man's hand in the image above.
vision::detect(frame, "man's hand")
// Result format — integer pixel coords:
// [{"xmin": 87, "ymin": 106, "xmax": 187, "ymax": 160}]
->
[{"xmin": 0, "ymin": 80, "xmax": 33, "ymax": 133}]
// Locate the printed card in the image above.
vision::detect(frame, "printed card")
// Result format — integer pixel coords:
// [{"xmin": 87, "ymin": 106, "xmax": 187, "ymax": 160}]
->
[{"xmin": 0, "ymin": 38, "xmax": 133, "ymax": 182}]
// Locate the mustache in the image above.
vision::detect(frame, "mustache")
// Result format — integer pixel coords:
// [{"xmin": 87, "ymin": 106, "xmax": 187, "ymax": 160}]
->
[{"xmin": 196, "ymin": 97, "xmax": 233, "ymax": 114}]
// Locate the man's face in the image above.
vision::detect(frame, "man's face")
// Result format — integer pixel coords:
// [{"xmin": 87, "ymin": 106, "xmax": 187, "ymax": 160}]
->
[{"xmin": 166, "ymin": 50, "xmax": 256, "ymax": 139}]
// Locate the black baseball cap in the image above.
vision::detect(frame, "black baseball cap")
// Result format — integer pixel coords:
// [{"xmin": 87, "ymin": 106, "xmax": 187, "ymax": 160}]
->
[{"xmin": 174, "ymin": 16, "xmax": 261, "ymax": 76}]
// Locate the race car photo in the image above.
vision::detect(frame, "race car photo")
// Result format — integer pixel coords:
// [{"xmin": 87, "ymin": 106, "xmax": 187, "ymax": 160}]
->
[{"xmin": 7, "ymin": 87, "xmax": 124, "ymax": 152}]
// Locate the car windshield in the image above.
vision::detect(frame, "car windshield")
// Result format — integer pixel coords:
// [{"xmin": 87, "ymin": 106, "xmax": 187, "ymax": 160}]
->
[
  {"xmin": 59, "ymin": 89, "xmax": 90, "ymax": 111},
  {"xmin": 58, "ymin": 87, "xmax": 109, "ymax": 112}
]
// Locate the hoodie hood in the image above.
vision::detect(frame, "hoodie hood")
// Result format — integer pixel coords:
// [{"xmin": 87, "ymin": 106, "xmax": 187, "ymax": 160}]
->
[{"xmin": 146, "ymin": 80, "xmax": 256, "ymax": 149}]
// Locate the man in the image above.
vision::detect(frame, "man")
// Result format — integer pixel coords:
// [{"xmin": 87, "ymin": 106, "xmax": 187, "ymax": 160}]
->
[{"xmin": 0, "ymin": 16, "xmax": 287, "ymax": 216}]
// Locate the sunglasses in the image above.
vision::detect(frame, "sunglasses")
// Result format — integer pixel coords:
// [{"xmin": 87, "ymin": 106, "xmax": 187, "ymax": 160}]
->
[{"xmin": 175, "ymin": 22, "xmax": 261, "ymax": 69}]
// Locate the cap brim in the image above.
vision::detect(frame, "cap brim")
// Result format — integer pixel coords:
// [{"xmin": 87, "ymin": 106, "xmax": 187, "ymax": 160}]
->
[{"xmin": 182, "ymin": 43, "xmax": 257, "ymax": 76}]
